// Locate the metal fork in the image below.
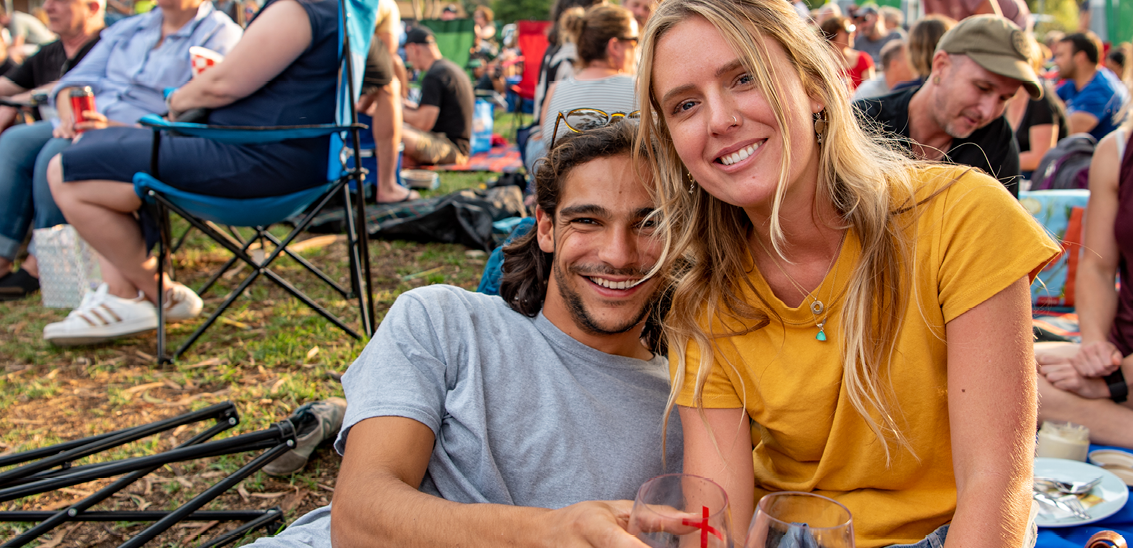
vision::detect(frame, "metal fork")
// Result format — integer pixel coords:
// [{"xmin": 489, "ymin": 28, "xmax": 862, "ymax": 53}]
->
[
  {"xmin": 1034, "ymin": 475, "xmax": 1103, "ymax": 495},
  {"xmin": 1033, "ymin": 490, "xmax": 1092, "ymax": 520}
]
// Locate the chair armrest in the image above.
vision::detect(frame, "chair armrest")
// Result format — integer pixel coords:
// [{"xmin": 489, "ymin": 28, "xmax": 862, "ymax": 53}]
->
[
  {"xmin": 0, "ymin": 98, "xmax": 36, "ymax": 109},
  {"xmin": 137, "ymin": 114, "xmax": 368, "ymax": 145}
]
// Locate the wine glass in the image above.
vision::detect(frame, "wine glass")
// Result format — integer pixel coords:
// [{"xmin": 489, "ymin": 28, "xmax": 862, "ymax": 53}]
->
[
  {"xmin": 746, "ymin": 492, "xmax": 854, "ymax": 548},
  {"xmin": 628, "ymin": 473, "xmax": 734, "ymax": 548}
]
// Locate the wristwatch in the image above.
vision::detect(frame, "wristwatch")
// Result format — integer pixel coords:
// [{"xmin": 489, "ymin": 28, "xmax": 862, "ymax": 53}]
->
[{"xmin": 1104, "ymin": 368, "xmax": 1128, "ymax": 403}]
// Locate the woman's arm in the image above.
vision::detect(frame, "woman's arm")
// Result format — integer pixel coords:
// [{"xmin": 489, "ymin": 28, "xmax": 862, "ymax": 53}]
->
[
  {"xmin": 167, "ymin": 0, "xmax": 312, "ymax": 115},
  {"xmin": 944, "ymin": 276, "xmax": 1036, "ymax": 548},
  {"xmin": 1018, "ymin": 123, "xmax": 1056, "ymax": 172},
  {"xmin": 677, "ymin": 406, "xmax": 755, "ymax": 545},
  {"xmin": 1072, "ymin": 132, "xmax": 1123, "ymax": 377}
]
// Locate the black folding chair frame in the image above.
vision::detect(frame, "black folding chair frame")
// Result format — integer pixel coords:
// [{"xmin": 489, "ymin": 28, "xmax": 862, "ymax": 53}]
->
[{"xmin": 0, "ymin": 402, "xmax": 304, "ymax": 548}]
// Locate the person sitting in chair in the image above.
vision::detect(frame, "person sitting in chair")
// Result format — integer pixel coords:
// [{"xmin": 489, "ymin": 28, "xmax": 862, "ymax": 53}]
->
[
  {"xmin": 0, "ymin": 0, "xmax": 239, "ymax": 303},
  {"xmin": 247, "ymin": 120, "xmax": 683, "ymax": 548},
  {"xmin": 41, "ymin": 0, "xmax": 344, "ymax": 345},
  {"xmin": 400, "ymin": 25, "xmax": 474, "ymax": 167}
]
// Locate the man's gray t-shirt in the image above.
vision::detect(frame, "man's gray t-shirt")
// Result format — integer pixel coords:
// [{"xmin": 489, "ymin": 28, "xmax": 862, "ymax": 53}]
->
[{"xmin": 251, "ymin": 285, "xmax": 683, "ymax": 547}]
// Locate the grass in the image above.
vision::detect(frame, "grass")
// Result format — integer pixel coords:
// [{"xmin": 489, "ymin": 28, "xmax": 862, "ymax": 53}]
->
[{"xmin": 0, "ymin": 111, "xmax": 533, "ymax": 547}]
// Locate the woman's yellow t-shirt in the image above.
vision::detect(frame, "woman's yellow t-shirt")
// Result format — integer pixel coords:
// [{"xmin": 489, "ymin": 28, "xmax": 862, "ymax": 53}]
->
[{"xmin": 672, "ymin": 166, "xmax": 1061, "ymax": 547}]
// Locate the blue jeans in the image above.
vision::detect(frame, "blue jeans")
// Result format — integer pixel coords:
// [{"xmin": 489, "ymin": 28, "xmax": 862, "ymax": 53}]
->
[
  {"xmin": 887, "ymin": 525, "xmax": 949, "ymax": 548},
  {"xmin": 0, "ymin": 121, "xmax": 71, "ymax": 261}
]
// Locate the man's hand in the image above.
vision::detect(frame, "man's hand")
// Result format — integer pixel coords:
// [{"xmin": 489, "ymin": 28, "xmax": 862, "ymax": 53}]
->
[
  {"xmin": 1070, "ymin": 341, "xmax": 1123, "ymax": 377},
  {"xmin": 53, "ymin": 109, "xmax": 77, "ymax": 139},
  {"xmin": 1038, "ymin": 357, "xmax": 1110, "ymax": 399},
  {"xmin": 73, "ymin": 111, "xmax": 126, "ymax": 133},
  {"xmin": 537, "ymin": 500, "xmax": 651, "ymax": 548}
]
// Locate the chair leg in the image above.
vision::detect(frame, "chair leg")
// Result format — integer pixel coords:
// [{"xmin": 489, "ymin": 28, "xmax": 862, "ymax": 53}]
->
[
  {"xmin": 354, "ymin": 184, "xmax": 374, "ymax": 335},
  {"xmin": 154, "ymin": 195, "xmax": 171, "ymax": 365}
]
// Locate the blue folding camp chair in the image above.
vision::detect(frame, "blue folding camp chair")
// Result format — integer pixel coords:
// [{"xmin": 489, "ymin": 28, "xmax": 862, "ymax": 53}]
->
[{"xmin": 132, "ymin": 0, "xmax": 379, "ymax": 363}]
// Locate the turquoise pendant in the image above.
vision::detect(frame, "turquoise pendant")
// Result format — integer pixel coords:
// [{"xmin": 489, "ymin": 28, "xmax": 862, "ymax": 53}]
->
[{"xmin": 815, "ymin": 323, "xmax": 827, "ymax": 341}]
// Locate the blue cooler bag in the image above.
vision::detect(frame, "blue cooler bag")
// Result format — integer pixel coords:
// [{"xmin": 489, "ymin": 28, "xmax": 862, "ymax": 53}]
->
[{"xmin": 471, "ymin": 98, "xmax": 494, "ymax": 155}]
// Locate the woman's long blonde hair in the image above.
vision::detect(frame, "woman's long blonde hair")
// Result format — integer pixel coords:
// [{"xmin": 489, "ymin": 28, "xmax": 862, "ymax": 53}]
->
[{"xmin": 635, "ymin": 0, "xmax": 928, "ymax": 462}]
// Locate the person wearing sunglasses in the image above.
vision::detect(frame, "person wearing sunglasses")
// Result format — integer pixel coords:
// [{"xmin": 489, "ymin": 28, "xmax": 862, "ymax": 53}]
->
[{"xmin": 524, "ymin": 3, "xmax": 639, "ymax": 175}]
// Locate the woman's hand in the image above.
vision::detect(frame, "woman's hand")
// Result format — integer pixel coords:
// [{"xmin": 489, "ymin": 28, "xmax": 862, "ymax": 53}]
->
[
  {"xmin": 1037, "ymin": 357, "xmax": 1111, "ymax": 399},
  {"xmin": 1070, "ymin": 341, "xmax": 1123, "ymax": 377}
]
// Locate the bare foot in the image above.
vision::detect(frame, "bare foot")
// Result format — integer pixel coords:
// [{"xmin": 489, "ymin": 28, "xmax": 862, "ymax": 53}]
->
[{"xmin": 377, "ymin": 187, "xmax": 420, "ymax": 203}]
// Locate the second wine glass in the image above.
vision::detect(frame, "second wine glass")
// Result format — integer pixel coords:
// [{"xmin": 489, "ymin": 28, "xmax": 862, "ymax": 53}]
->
[{"xmin": 746, "ymin": 491, "xmax": 854, "ymax": 548}]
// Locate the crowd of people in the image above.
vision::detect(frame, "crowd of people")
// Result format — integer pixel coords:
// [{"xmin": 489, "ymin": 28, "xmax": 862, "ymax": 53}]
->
[{"xmin": 0, "ymin": 0, "xmax": 1131, "ymax": 546}]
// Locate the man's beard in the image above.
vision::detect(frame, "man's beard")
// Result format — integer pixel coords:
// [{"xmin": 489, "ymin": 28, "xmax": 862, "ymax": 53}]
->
[{"xmin": 552, "ymin": 259, "xmax": 656, "ymax": 336}]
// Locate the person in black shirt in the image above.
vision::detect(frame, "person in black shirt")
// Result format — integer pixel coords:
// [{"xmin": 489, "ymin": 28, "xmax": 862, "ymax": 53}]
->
[
  {"xmin": 0, "ymin": 0, "xmax": 103, "ymax": 132},
  {"xmin": 854, "ymin": 15, "xmax": 1040, "ymax": 197},
  {"xmin": 0, "ymin": 0, "xmax": 101, "ymax": 299},
  {"xmin": 401, "ymin": 26, "xmax": 474, "ymax": 166}
]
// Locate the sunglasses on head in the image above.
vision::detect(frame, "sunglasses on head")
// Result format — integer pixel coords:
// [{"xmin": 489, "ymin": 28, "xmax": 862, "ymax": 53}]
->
[{"xmin": 550, "ymin": 108, "xmax": 641, "ymax": 150}]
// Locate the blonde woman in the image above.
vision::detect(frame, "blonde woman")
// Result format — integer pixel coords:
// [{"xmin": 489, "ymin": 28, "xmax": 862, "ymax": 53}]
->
[{"xmin": 635, "ymin": 0, "xmax": 1059, "ymax": 546}]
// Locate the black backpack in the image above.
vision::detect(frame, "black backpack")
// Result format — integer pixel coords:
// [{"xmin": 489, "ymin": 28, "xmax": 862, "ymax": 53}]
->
[{"xmin": 1032, "ymin": 133, "xmax": 1097, "ymax": 190}]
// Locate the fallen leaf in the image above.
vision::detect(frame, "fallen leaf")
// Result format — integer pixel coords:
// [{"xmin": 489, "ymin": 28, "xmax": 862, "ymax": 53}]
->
[
  {"xmin": 317, "ymin": 483, "xmax": 335, "ymax": 492},
  {"xmin": 183, "ymin": 520, "xmax": 219, "ymax": 542},
  {"xmin": 250, "ymin": 492, "xmax": 287, "ymax": 499},
  {"xmin": 122, "ymin": 382, "xmax": 165, "ymax": 395},
  {"xmin": 176, "ymin": 477, "xmax": 193, "ymax": 489},
  {"xmin": 270, "ymin": 377, "xmax": 287, "ymax": 394},
  {"xmin": 219, "ymin": 317, "xmax": 252, "ymax": 330},
  {"xmin": 186, "ymin": 357, "xmax": 223, "ymax": 369},
  {"xmin": 289, "ymin": 234, "xmax": 344, "ymax": 252},
  {"xmin": 141, "ymin": 392, "xmax": 166, "ymax": 405},
  {"xmin": 135, "ymin": 350, "xmax": 156, "ymax": 361},
  {"xmin": 237, "ymin": 484, "xmax": 251, "ymax": 503},
  {"xmin": 306, "ymin": 346, "xmax": 320, "ymax": 360},
  {"xmin": 35, "ymin": 522, "xmax": 80, "ymax": 548},
  {"xmin": 281, "ymin": 489, "xmax": 310, "ymax": 513}
]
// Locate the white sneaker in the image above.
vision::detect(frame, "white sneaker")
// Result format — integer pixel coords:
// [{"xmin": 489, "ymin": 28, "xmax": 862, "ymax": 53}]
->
[
  {"xmin": 44, "ymin": 284, "xmax": 157, "ymax": 346},
  {"xmin": 163, "ymin": 282, "xmax": 203, "ymax": 322}
]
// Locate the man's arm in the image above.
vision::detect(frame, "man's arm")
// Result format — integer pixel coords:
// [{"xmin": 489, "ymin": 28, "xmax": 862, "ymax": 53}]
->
[
  {"xmin": 0, "ymin": 76, "xmax": 27, "ymax": 97},
  {"xmin": 1067, "ymin": 111, "xmax": 1100, "ymax": 136},
  {"xmin": 967, "ymin": 0, "xmax": 1004, "ymax": 16},
  {"xmin": 329, "ymin": 416, "xmax": 648, "ymax": 548},
  {"xmin": 403, "ymin": 103, "xmax": 438, "ymax": 130},
  {"xmin": 1071, "ymin": 132, "xmax": 1123, "ymax": 376}
]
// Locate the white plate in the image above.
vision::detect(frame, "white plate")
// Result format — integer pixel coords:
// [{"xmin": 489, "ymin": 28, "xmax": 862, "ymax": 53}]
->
[{"xmin": 1034, "ymin": 457, "xmax": 1130, "ymax": 528}]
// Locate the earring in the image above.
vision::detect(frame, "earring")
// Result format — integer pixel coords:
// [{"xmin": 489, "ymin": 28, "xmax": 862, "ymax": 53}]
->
[
  {"xmin": 812, "ymin": 109, "xmax": 828, "ymax": 144},
  {"xmin": 687, "ymin": 172, "xmax": 696, "ymax": 195},
  {"xmin": 933, "ymin": 76, "xmax": 940, "ymax": 85}
]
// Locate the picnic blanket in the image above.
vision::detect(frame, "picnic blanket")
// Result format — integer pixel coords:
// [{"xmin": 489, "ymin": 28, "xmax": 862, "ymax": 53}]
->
[{"xmin": 419, "ymin": 143, "xmax": 523, "ymax": 173}]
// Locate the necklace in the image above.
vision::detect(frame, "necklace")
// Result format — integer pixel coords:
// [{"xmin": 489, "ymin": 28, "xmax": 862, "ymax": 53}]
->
[{"xmin": 753, "ymin": 230, "xmax": 847, "ymax": 342}]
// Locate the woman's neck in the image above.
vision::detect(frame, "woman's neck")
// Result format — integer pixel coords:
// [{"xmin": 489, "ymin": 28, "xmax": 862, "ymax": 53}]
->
[{"xmin": 575, "ymin": 63, "xmax": 620, "ymax": 80}]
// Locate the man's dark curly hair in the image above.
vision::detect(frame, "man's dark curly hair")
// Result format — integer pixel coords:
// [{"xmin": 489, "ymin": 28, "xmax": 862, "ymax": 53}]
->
[{"xmin": 499, "ymin": 120, "xmax": 645, "ymax": 317}]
